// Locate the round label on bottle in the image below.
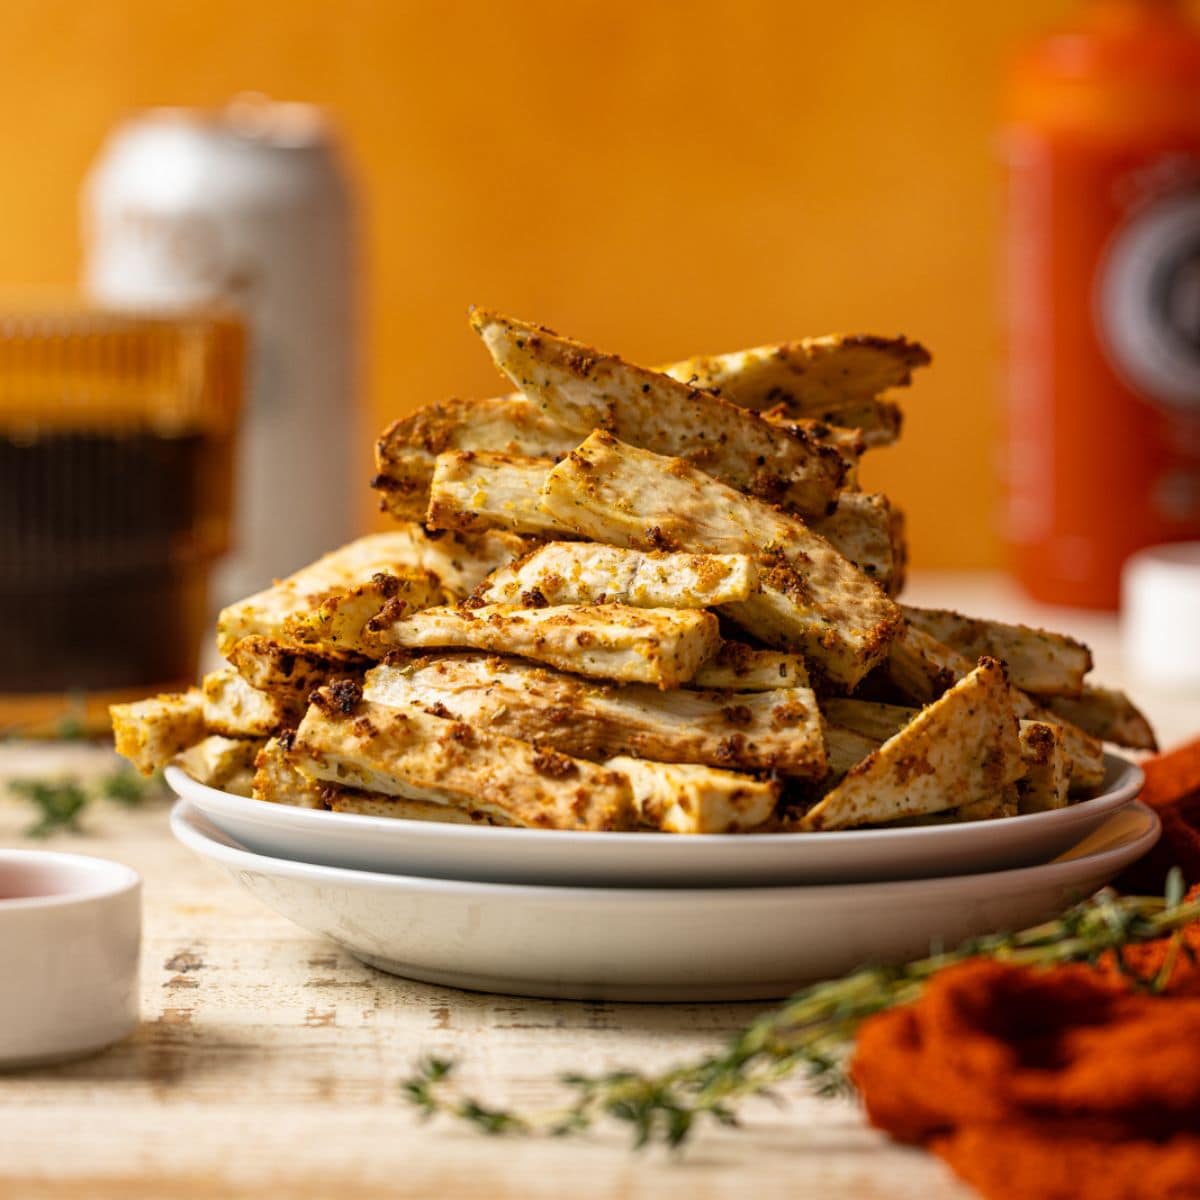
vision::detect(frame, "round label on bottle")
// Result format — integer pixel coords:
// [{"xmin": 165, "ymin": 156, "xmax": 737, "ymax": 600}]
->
[{"xmin": 1097, "ymin": 190, "xmax": 1200, "ymax": 410}]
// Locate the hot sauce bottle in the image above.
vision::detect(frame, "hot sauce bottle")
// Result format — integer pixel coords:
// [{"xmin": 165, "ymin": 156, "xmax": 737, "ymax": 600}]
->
[{"xmin": 1003, "ymin": 0, "xmax": 1200, "ymax": 608}]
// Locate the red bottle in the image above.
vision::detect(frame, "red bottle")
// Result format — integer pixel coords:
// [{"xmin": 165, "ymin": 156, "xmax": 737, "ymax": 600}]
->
[{"xmin": 1002, "ymin": 0, "xmax": 1200, "ymax": 608}]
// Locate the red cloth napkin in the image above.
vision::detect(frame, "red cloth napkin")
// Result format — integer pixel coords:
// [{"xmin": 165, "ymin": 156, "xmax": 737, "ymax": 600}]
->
[
  {"xmin": 1116, "ymin": 736, "xmax": 1200, "ymax": 894},
  {"xmin": 852, "ymin": 961, "xmax": 1200, "ymax": 1200},
  {"xmin": 853, "ymin": 739, "xmax": 1200, "ymax": 1200}
]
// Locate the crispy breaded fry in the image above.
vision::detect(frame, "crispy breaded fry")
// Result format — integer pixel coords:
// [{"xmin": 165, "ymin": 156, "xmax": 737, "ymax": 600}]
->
[
  {"xmin": 661, "ymin": 333, "xmax": 929, "ymax": 435},
  {"xmin": 217, "ymin": 527, "xmax": 523, "ymax": 654},
  {"xmin": 689, "ymin": 643, "xmax": 810, "ymax": 691},
  {"xmin": 226, "ymin": 636, "xmax": 351, "ymax": 704},
  {"xmin": 1042, "ymin": 686, "xmax": 1158, "ymax": 752},
  {"xmin": 473, "ymin": 310, "xmax": 846, "ymax": 516},
  {"xmin": 606, "ymin": 757, "xmax": 779, "ymax": 834},
  {"xmin": 202, "ymin": 669, "xmax": 294, "ymax": 737},
  {"xmin": 801, "ymin": 658, "xmax": 1024, "ymax": 831},
  {"xmin": 475, "ymin": 542, "xmax": 757, "ymax": 609},
  {"xmin": 176, "ymin": 735, "xmax": 262, "ymax": 796},
  {"xmin": 810, "ymin": 492, "xmax": 906, "ymax": 595},
  {"xmin": 902, "ymin": 605, "xmax": 1092, "ymax": 698},
  {"xmin": 426, "ymin": 451, "xmax": 570, "ymax": 537},
  {"xmin": 293, "ymin": 688, "xmax": 635, "ymax": 831},
  {"xmin": 111, "ymin": 689, "xmax": 205, "ymax": 776},
  {"xmin": 368, "ymin": 603, "xmax": 721, "ymax": 688},
  {"xmin": 1016, "ymin": 721, "xmax": 1070, "ymax": 813},
  {"xmin": 362, "ymin": 655, "xmax": 826, "ymax": 777},
  {"xmin": 540, "ymin": 431, "xmax": 901, "ymax": 686}
]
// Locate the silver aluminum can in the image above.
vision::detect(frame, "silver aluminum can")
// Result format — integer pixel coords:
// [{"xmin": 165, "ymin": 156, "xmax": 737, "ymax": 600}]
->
[{"xmin": 81, "ymin": 94, "xmax": 359, "ymax": 604}]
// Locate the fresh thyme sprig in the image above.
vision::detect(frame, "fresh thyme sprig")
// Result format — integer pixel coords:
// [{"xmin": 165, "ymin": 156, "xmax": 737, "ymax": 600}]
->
[
  {"xmin": 403, "ymin": 873, "xmax": 1200, "ymax": 1148},
  {"xmin": 6, "ymin": 768, "xmax": 163, "ymax": 837}
]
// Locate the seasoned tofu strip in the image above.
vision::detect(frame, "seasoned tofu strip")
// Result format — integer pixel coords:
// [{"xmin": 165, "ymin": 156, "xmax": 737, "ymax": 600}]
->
[
  {"xmin": 1042, "ymin": 686, "xmax": 1158, "ymax": 752},
  {"xmin": 763, "ymin": 412, "xmax": 866, "ymax": 484},
  {"xmin": 253, "ymin": 735, "xmax": 331, "ymax": 809},
  {"xmin": 426, "ymin": 451, "xmax": 571, "ymax": 537},
  {"xmin": 689, "ymin": 643, "xmax": 810, "ymax": 691},
  {"xmin": 661, "ymin": 333, "xmax": 930, "ymax": 442},
  {"xmin": 810, "ymin": 493, "xmax": 907, "ymax": 596},
  {"xmin": 226, "ymin": 636, "xmax": 353, "ymax": 704},
  {"xmin": 764, "ymin": 398, "xmax": 903, "ymax": 449},
  {"xmin": 367, "ymin": 603, "xmax": 721, "ymax": 688},
  {"xmin": 292, "ymin": 687, "xmax": 635, "ymax": 831},
  {"xmin": 956, "ymin": 787, "xmax": 1021, "ymax": 822},
  {"xmin": 217, "ymin": 526, "xmax": 524, "ymax": 653},
  {"xmin": 372, "ymin": 394, "xmax": 576, "ymax": 523},
  {"xmin": 884, "ymin": 623, "xmax": 1105, "ymax": 791},
  {"xmin": 475, "ymin": 542, "xmax": 757, "ymax": 609},
  {"xmin": 362, "ymin": 656, "xmax": 826, "ymax": 778},
  {"xmin": 473, "ymin": 310, "xmax": 847, "ymax": 516},
  {"xmin": 1016, "ymin": 721, "xmax": 1070, "ymax": 813},
  {"xmin": 286, "ymin": 570, "xmax": 443, "ymax": 656},
  {"xmin": 111, "ymin": 689, "xmax": 205, "ymax": 776},
  {"xmin": 202, "ymin": 669, "xmax": 295, "ymax": 737},
  {"xmin": 801, "ymin": 658, "xmax": 1024, "ymax": 831},
  {"xmin": 821, "ymin": 721, "xmax": 882, "ymax": 783},
  {"xmin": 820, "ymin": 698, "xmax": 918, "ymax": 743},
  {"xmin": 371, "ymin": 330, "xmax": 923, "ymax": 520},
  {"xmin": 606, "ymin": 757, "xmax": 779, "ymax": 834},
  {"xmin": 433, "ymin": 448, "xmax": 901, "ymax": 595},
  {"xmin": 176, "ymin": 735, "xmax": 262, "ymax": 796},
  {"xmin": 540, "ymin": 431, "xmax": 901, "ymax": 686},
  {"xmin": 902, "ymin": 605, "xmax": 1093, "ymax": 698},
  {"xmin": 327, "ymin": 792, "xmax": 505, "ymax": 824}
]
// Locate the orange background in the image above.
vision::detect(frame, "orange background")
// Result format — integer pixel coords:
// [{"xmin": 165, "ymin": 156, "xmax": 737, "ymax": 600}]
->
[{"xmin": 0, "ymin": 0, "xmax": 1077, "ymax": 568}]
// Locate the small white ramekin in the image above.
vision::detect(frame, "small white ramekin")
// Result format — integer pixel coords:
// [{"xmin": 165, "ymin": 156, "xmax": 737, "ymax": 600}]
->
[
  {"xmin": 1122, "ymin": 542, "xmax": 1200, "ymax": 693},
  {"xmin": 0, "ymin": 850, "xmax": 141, "ymax": 1069}
]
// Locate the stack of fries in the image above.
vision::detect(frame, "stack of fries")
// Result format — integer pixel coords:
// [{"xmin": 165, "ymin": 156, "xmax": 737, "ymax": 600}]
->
[{"xmin": 112, "ymin": 311, "xmax": 1157, "ymax": 834}]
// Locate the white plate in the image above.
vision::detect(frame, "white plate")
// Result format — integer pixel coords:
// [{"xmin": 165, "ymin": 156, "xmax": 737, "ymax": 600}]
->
[
  {"xmin": 164, "ymin": 753, "xmax": 1144, "ymax": 887},
  {"xmin": 170, "ymin": 798, "xmax": 1159, "ymax": 1002}
]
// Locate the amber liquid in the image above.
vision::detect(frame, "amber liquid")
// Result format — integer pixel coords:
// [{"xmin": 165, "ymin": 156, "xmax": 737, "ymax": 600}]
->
[{"xmin": 0, "ymin": 429, "xmax": 210, "ymax": 696}]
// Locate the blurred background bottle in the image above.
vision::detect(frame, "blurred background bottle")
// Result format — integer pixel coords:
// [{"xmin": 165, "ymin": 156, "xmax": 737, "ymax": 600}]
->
[
  {"xmin": 81, "ymin": 95, "xmax": 359, "ymax": 607},
  {"xmin": 1002, "ymin": 0, "xmax": 1200, "ymax": 608}
]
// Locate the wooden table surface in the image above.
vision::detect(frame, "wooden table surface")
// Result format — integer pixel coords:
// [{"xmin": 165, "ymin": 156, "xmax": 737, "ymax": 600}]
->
[{"xmin": 1, "ymin": 572, "xmax": 1196, "ymax": 1200}]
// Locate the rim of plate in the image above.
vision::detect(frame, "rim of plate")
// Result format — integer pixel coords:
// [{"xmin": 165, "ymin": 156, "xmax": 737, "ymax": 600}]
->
[
  {"xmin": 170, "ymin": 797, "xmax": 1160, "ymax": 901},
  {"xmin": 164, "ymin": 752, "xmax": 1144, "ymax": 849}
]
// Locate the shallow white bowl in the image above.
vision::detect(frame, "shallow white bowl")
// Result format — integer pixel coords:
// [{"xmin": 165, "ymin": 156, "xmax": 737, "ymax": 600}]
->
[
  {"xmin": 171, "ymin": 798, "xmax": 1158, "ymax": 1002},
  {"xmin": 165, "ymin": 754, "xmax": 1144, "ymax": 888},
  {"xmin": 0, "ymin": 850, "xmax": 141, "ymax": 1069}
]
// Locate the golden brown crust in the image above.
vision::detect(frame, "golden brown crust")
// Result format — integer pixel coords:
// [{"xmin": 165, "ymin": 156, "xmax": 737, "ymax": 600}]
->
[
  {"xmin": 802, "ymin": 658, "xmax": 1023, "ymax": 831},
  {"xmin": 472, "ymin": 310, "xmax": 847, "ymax": 516},
  {"xmin": 111, "ymin": 689, "xmax": 206, "ymax": 775},
  {"xmin": 368, "ymin": 601, "xmax": 722, "ymax": 688},
  {"xmin": 540, "ymin": 431, "xmax": 901, "ymax": 687},
  {"xmin": 292, "ymin": 690, "xmax": 636, "ymax": 831},
  {"xmin": 362, "ymin": 654, "xmax": 826, "ymax": 778},
  {"xmin": 902, "ymin": 605, "xmax": 1093, "ymax": 698}
]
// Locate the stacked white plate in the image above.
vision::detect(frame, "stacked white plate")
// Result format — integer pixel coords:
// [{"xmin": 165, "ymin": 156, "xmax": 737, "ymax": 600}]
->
[{"xmin": 167, "ymin": 754, "xmax": 1155, "ymax": 1002}]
